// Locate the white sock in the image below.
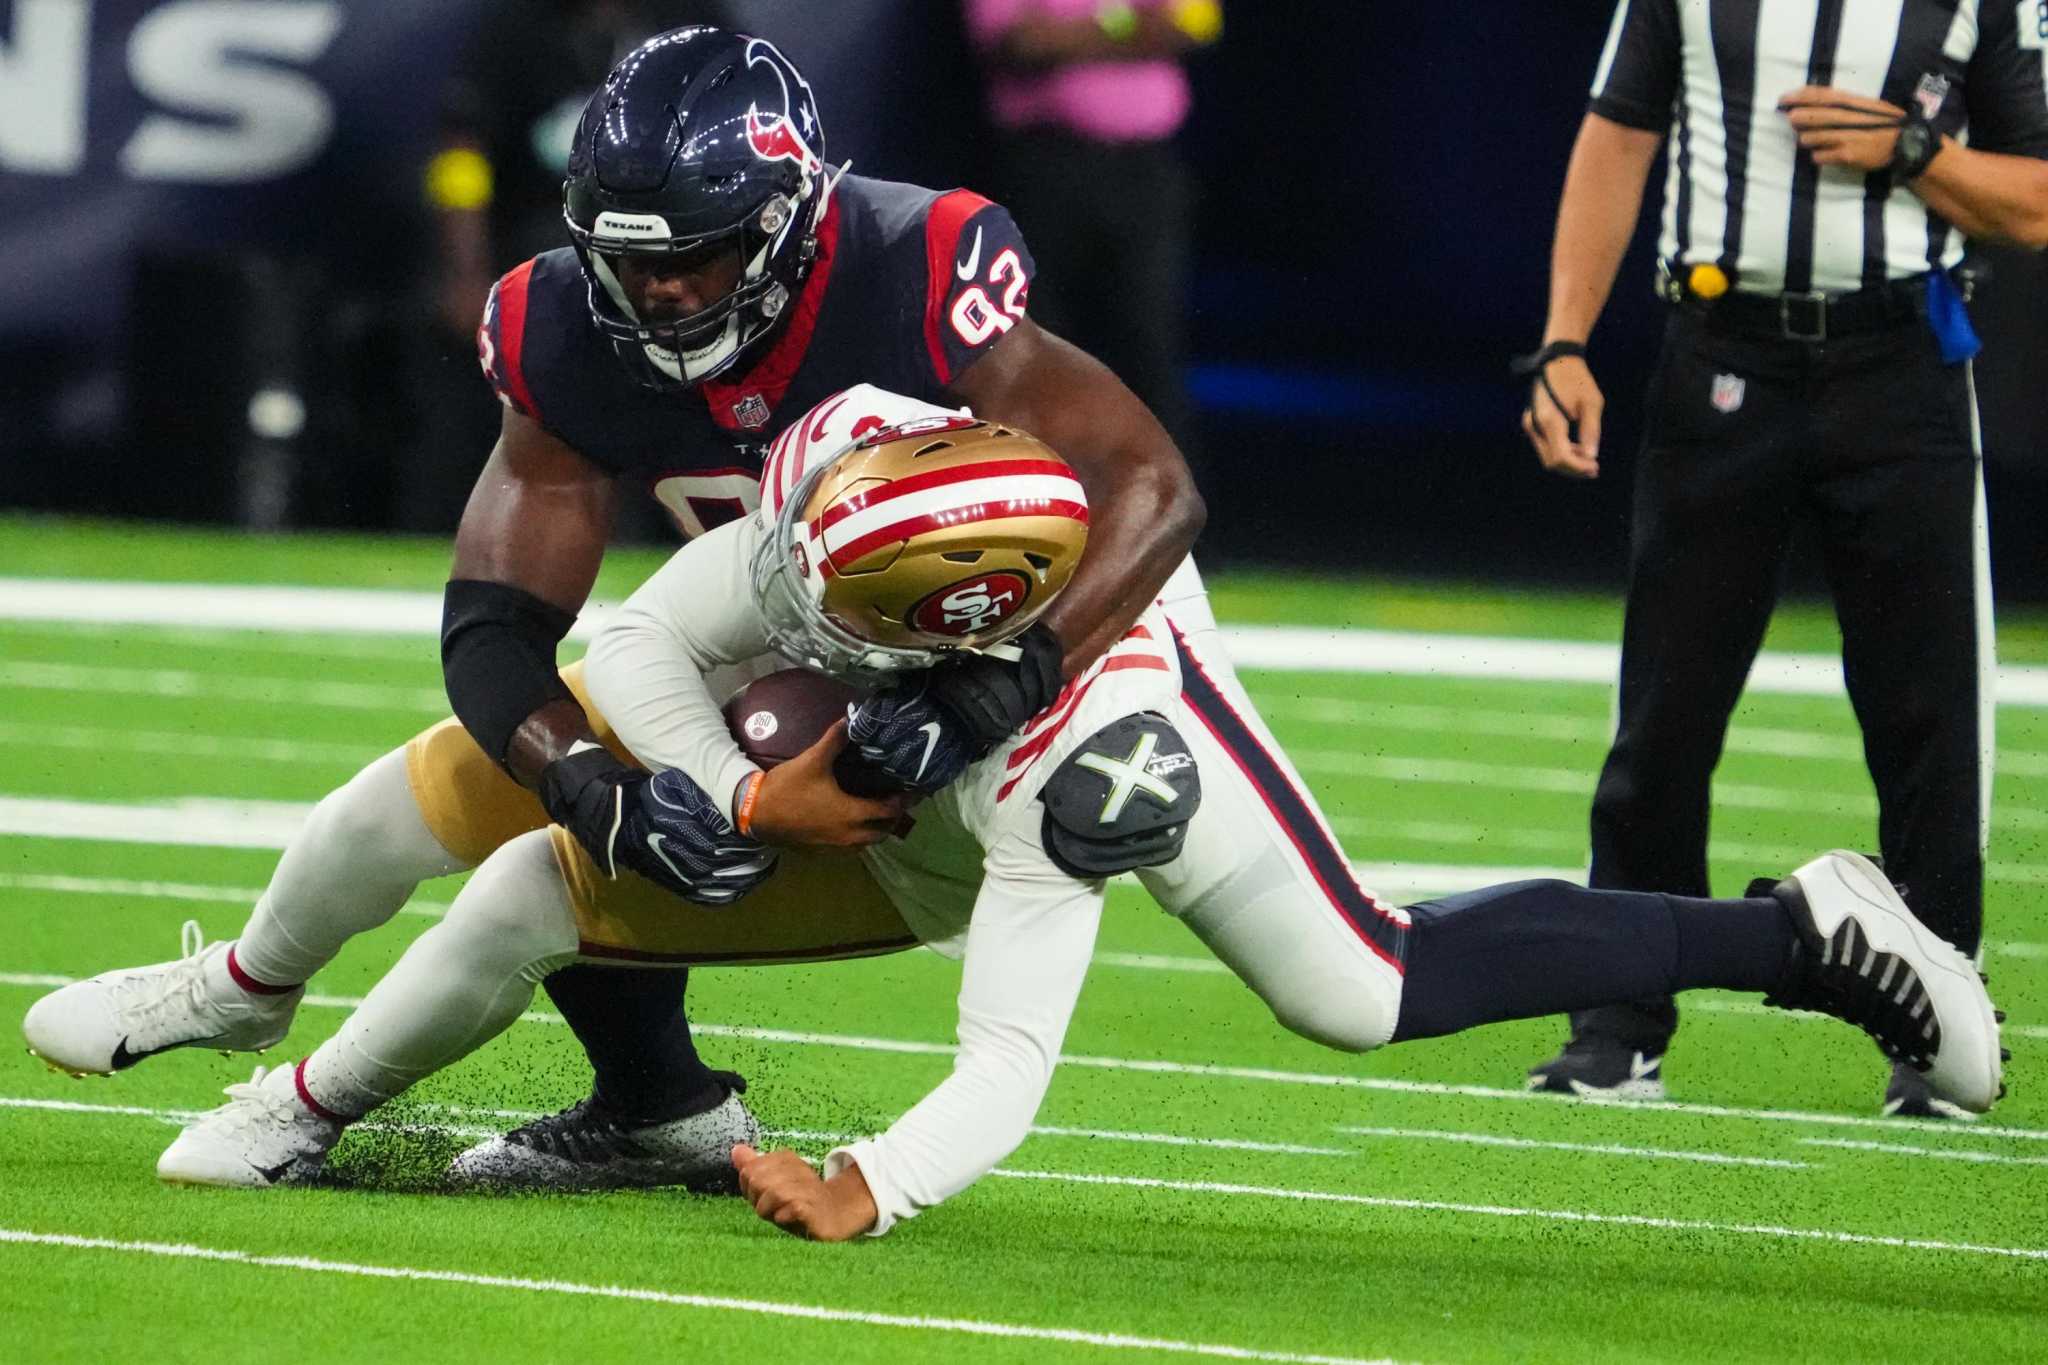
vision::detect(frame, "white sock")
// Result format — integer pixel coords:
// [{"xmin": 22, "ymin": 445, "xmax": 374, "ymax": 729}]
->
[
  {"xmin": 230, "ymin": 748, "xmax": 467, "ymax": 990},
  {"xmin": 297, "ymin": 830, "xmax": 579, "ymax": 1117}
]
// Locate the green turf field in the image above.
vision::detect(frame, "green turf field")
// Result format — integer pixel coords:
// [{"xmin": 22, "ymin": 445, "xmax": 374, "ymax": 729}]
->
[{"xmin": 2, "ymin": 516, "xmax": 2044, "ymax": 1364}]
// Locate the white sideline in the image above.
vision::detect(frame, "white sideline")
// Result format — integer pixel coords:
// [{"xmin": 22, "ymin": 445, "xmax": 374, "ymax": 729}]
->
[
  {"xmin": 0, "ymin": 1228, "xmax": 1407, "ymax": 1365},
  {"xmin": 10, "ymin": 576, "xmax": 2048, "ymax": 705},
  {"xmin": 986, "ymin": 1172, "xmax": 2048, "ymax": 1261},
  {"xmin": 5, "ymin": 972, "xmax": 2044, "ymax": 1142}
]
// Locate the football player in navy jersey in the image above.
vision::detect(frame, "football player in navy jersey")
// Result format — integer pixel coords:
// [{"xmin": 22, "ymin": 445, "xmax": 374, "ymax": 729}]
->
[{"xmin": 21, "ymin": 26, "xmax": 1203, "ymax": 1189}]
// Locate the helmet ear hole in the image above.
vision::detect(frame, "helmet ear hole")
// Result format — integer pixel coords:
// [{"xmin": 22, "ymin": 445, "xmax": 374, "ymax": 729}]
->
[{"xmin": 1023, "ymin": 552, "xmax": 1053, "ymax": 573}]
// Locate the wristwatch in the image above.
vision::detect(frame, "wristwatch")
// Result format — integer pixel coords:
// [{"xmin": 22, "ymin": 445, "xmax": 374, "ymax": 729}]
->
[{"xmin": 1891, "ymin": 111, "xmax": 1941, "ymax": 181}]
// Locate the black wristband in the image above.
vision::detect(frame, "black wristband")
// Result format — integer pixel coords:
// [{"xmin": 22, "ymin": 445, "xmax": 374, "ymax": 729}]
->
[
  {"xmin": 1510, "ymin": 341, "xmax": 1588, "ymax": 425},
  {"xmin": 441, "ymin": 578, "xmax": 578, "ymax": 770},
  {"xmin": 1509, "ymin": 340, "xmax": 1587, "ymax": 379}
]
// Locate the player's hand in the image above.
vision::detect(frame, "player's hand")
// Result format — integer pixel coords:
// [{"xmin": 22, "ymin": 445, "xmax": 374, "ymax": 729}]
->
[
  {"xmin": 924, "ymin": 621, "xmax": 1067, "ymax": 750},
  {"xmin": 1779, "ymin": 86, "xmax": 1907, "ymax": 172},
  {"xmin": 750, "ymin": 720, "xmax": 910, "ymax": 848},
  {"xmin": 731, "ymin": 1144, "xmax": 878, "ymax": 1242},
  {"xmin": 846, "ymin": 683, "xmax": 983, "ymax": 794},
  {"xmin": 1520, "ymin": 353, "xmax": 1603, "ymax": 479},
  {"xmin": 541, "ymin": 747, "xmax": 777, "ymax": 905}
]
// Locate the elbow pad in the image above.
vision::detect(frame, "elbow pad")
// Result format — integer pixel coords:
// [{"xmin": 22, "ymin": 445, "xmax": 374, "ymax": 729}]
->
[{"xmin": 440, "ymin": 578, "xmax": 579, "ymax": 768}]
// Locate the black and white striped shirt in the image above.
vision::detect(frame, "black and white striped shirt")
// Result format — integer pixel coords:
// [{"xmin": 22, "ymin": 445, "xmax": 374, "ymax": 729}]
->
[{"xmin": 1593, "ymin": 0, "xmax": 2048, "ymax": 294}]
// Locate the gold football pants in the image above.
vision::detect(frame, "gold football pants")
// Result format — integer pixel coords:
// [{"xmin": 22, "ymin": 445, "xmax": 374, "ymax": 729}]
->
[{"xmin": 403, "ymin": 661, "xmax": 916, "ymax": 965}]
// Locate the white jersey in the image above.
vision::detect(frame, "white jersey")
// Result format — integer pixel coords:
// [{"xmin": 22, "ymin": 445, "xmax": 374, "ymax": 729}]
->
[{"xmin": 586, "ymin": 388, "xmax": 1408, "ymax": 1235}]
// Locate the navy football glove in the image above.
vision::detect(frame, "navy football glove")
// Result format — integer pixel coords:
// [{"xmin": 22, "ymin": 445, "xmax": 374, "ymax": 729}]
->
[
  {"xmin": 845, "ymin": 683, "xmax": 981, "ymax": 795},
  {"xmin": 539, "ymin": 746, "xmax": 776, "ymax": 906},
  {"xmin": 924, "ymin": 621, "xmax": 1066, "ymax": 751}
]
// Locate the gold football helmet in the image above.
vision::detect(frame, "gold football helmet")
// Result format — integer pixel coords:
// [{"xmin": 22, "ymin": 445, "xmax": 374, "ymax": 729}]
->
[{"xmin": 751, "ymin": 415, "xmax": 1089, "ymax": 677}]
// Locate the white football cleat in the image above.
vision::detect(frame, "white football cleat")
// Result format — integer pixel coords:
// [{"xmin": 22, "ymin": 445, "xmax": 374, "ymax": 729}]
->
[
  {"xmin": 23, "ymin": 921, "xmax": 302, "ymax": 1077},
  {"xmin": 448, "ymin": 1081, "xmax": 760, "ymax": 1192},
  {"xmin": 157, "ymin": 1065, "xmax": 344, "ymax": 1188},
  {"xmin": 1767, "ymin": 851, "xmax": 2003, "ymax": 1114}
]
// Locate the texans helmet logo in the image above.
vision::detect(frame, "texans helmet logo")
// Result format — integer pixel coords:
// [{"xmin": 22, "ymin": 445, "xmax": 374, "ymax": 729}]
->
[
  {"xmin": 910, "ymin": 571, "xmax": 1032, "ymax": 637},
  {"xmin": 743, "ymin": 40, "xmax": 823, "ymax": 176}
]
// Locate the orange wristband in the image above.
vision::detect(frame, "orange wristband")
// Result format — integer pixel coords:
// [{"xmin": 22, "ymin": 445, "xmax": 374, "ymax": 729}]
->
[{"xmin": 735, "ymin": 770, "xmax": 766, "ymax": 836}]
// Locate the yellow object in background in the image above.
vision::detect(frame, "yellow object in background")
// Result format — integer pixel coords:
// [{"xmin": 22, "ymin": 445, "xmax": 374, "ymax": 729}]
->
[
  {"xmin": 1687, "ymin": 262, "xmax": 1730, "ymax": 300},
  {"xmin": 1172, "ymin": 0, "xmax": 1223, "ymax": 44},
  {"xmin": 425, "ymin": 147, "xmax": 494, "ymax": 212}
]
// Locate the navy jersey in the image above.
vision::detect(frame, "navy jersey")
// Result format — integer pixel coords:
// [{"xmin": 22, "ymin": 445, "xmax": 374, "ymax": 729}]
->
[{"xmin": 477, "ymin": 174, "xmax": 1036, "ymax": 537}]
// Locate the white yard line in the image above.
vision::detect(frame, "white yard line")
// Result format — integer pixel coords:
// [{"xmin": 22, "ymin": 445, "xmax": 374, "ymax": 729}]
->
[
  {"xmin": 10, "ymin": 576, "xmax": 2048, "ymax": 706},
  {"xmin": 12, "ymin": 972, "xmax": 2038, "ymax": 1142},
  {"xmin": 0, "ymin": 660, "xmax": 445, "ymax": 713},
  {"xmin": 985, "ymin": 1171, "xmax": 2048, "ymax": 1261},
  {"xmin": 1262, "ymin": 697, "xmax": 2048, "ymax": 777},
  {"xmin": 1798, "ymin": 1138, "xmax": 2048, "ymax": 1167},
  {"xmin": 0, "ymin": 872, "xmax": 450, "ymax": 920},
  {"xmin": 1333, "ymin": 1126, "xmax": 1813, "ymax": 1169},
  {"xmin": 0, "ymin": 1228, "xmax": 1405, "ymax": 1365},
  {"xmin": 0, "ymin": 721, "xmax": 380, "ymax": 767}
]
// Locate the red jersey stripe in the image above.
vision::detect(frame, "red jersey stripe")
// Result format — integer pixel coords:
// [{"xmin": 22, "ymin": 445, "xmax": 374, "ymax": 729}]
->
[{"xmin": 493, "ymin": 260, "xmax": 540, "ymax": 421}]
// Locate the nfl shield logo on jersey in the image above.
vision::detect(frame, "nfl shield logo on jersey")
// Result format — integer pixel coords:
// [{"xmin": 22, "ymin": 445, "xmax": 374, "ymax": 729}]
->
[
  {"xmin": 1710, "ymin": 373, "xmax": 1746, "ymax": 413},
  {"xmin": 731, "ymin": 393, "xmax": 772, "ymax": 429}
]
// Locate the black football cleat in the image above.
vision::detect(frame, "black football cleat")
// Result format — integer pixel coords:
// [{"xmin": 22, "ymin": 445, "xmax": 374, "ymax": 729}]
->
[
  {"xmin": 1881, "ymin": 1058, "xmax": 1979, "ymax": 1121},
  {"xmin": 1526, "ymin": 1033, "xmax": 1667, "ymax": 1100},
  {"xmin": 447, "ymin": 1073, "xmax": 758, "ymax": 1193}
]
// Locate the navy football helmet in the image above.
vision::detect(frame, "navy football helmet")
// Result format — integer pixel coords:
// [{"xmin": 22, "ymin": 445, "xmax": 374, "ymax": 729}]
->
[{"xmin": 563, "ymin": 27, "xmax": 833, "ymax": 388}]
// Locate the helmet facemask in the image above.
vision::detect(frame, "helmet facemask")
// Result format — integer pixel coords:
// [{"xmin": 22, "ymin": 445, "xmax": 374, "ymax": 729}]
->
[{"xmin": 570, "ymin": 176, "xmax": 830, "ymax": 387}]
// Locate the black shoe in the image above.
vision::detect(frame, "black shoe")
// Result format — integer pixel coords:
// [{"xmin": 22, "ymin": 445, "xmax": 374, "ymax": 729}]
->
[
  {"xmin": 1526, "ymin": 1033, "xmax": 1668, "ymax": 1099},
  {"xmin": 446, "ymin": 1072, "xmax": 759, "ymax": 1192},
  {"xmin": 1881, "ymin": 1058, "xmax": 1978, "ymax": 1121}
]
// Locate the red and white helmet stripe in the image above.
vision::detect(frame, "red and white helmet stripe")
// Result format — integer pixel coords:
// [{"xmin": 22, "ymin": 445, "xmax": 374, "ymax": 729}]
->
[
  {"xmin": 811, "ymin": 459, "xmax": 1088, "ymax": 574},
  {"xmin": 759, "ymin": 384, "xmax": 963, "ymax": 519}
]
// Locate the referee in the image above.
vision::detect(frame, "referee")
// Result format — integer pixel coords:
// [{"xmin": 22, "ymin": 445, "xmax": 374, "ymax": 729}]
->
[{"xmin": 1520, "ymin": 0, "xmax": 2048, "ymax": 1116}]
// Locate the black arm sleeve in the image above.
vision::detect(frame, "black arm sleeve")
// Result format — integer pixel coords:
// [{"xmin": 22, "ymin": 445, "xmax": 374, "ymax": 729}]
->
[
  {"xmin": 1965, "ymin": 2, "xmax": 2048, "ymax": 159},
  {"xmin": 440, "ymin": 578, "xmax": 579, "ymax": 769},
  {"xmin": 1587, "ymin": 0, "xmax": 1682, "ymax": 132}
]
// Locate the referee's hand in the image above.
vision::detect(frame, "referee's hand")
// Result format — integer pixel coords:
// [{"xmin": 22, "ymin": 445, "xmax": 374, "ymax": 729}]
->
[{"xmin": 1520, "ymin": 354, "xmax": 1603, "ymax": 479}]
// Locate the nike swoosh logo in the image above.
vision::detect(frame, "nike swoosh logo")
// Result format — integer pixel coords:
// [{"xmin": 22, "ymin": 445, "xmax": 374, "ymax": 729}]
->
[
  {"xmin": 645, "ymin": 832, "xmax": 693, "ymax": 886},
  {"xmin": 955, "ymin": 226, "xmax": 983, "ymax": 281},
  {"xmin": 913, "ymin": 721, "xmax": 943, "ymax": 783},
  {"xmin": 111, "ymin": 1033, "xmax": 221, "ymax": 1071},
  {"xmin": 252, "ymin": 1160, "xmax": 296, "ymax": 1185}
]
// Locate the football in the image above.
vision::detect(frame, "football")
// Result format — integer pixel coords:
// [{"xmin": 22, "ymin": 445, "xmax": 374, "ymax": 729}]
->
[
  {"xmin": 721, "ymin": 668, "xmax": 862, "ymax": 767},
  {"xmin": 722, "ymin": 668, "xmax": 903, "ymax": 798}
]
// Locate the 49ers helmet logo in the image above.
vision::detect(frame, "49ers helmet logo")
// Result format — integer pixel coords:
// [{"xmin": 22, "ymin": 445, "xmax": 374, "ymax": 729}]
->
[{"xmin": 910, "ymin": 572, "xmax": 1032, "ymax": 637}]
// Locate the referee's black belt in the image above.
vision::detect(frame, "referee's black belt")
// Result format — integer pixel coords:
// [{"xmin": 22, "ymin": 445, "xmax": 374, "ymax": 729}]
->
[{"xmin": 1665, "ymin": 270, "xmax": 1927, "ymax": 343}]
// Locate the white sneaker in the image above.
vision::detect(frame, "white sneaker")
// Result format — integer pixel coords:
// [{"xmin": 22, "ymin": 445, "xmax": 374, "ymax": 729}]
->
[
  {"xmin": 157, "ymin": 1065, "xmax": 344, "ymax": 1187},
  {"xmin": 448, "ymin": 1081, "xmax": 760, "ymax": 1192},
  {"xmin": 1768, "ymin": 851, "xmax": 2004, "ymax": 1114},
  {"xmin": 22, "ymin": 921, "xmax": 302, "ymax": 1076}
]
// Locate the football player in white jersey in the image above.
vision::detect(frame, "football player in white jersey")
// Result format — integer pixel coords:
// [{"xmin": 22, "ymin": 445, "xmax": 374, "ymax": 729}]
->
[{"xmin": 98, "ymin": 387, "xmax": 2001, "ymax": 1235}]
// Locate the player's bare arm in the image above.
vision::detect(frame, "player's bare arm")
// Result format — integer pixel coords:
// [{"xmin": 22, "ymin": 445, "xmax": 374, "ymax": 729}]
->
[
  {"xmin": 949, "ymin": 316, "xmax": 1205, "ymax": 675},
  {"xmin": 446, "ymin": 403, "xmax": 617, "ymax": 788},
  {"xmin": 1779, "ymin": 86, "xmax": 2048, "ymax": 249},
  {"xmin": 1522, "ymin": 112, "xmax": 1662, "ymax": 480}
]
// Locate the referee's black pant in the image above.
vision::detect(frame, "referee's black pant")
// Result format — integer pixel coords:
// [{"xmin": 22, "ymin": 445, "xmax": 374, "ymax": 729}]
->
[{"xmin": 1576, "ymin": 299, "xmax": 1991, "ymax": 1049}]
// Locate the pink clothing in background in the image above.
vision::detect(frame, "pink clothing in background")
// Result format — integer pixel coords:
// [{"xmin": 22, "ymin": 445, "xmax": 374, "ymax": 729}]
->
[{"xmin": 965, "ymin": 0, "xmax": 1191, "ymax": 143}]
